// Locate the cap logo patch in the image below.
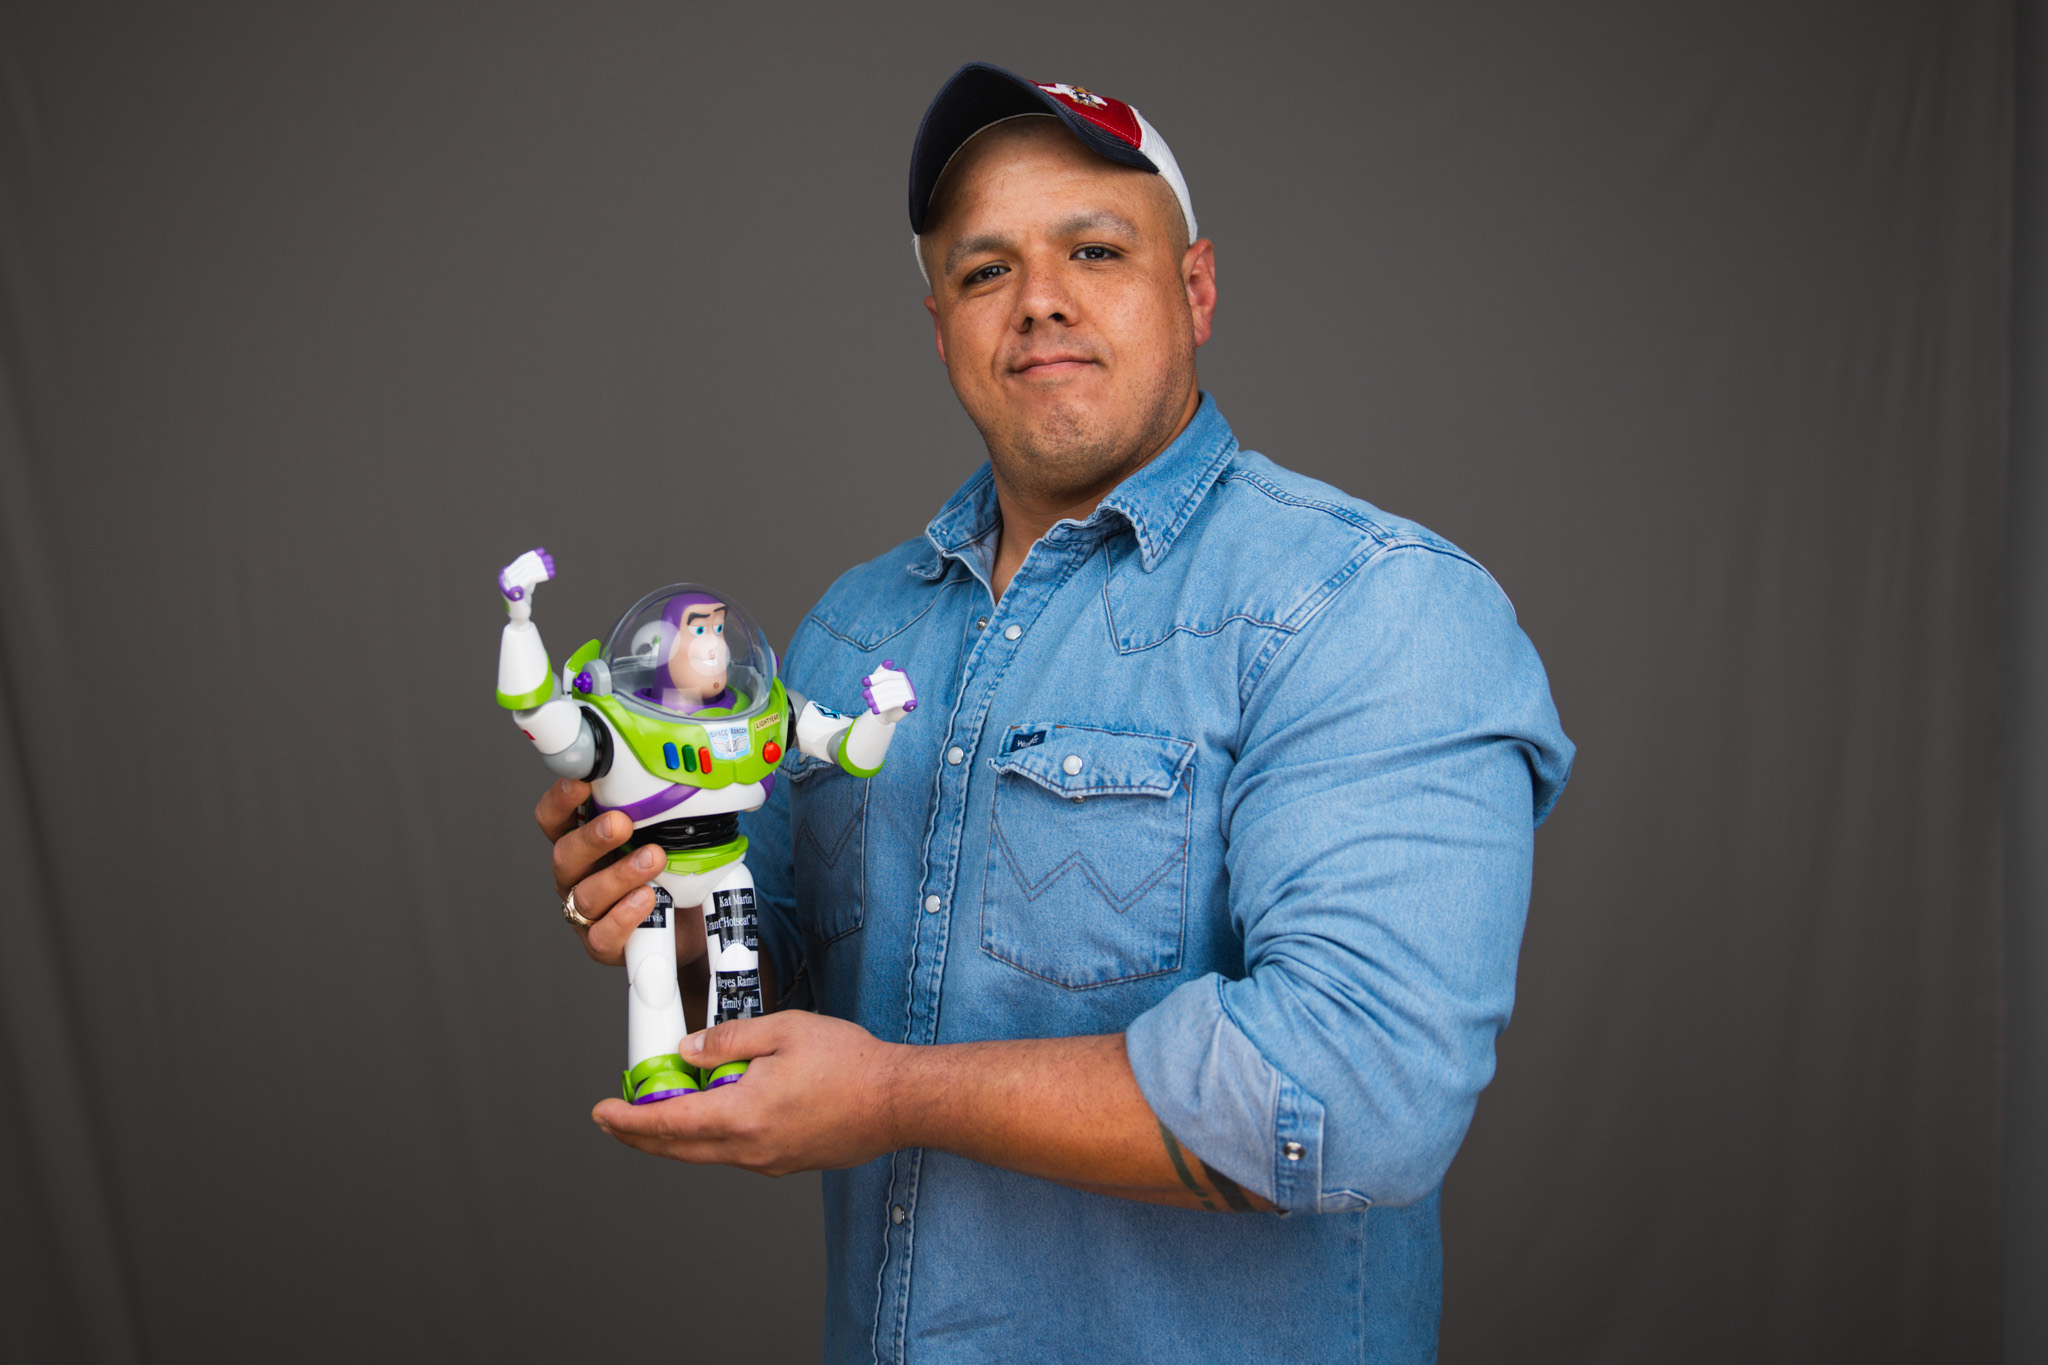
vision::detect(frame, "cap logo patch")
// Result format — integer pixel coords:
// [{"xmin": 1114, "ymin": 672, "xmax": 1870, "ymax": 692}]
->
[
  {"xmin": 1040, "ymin": 82, "xmax": 1107, "ymax": 109},
  {"xmin": 1035, "ymin": 80, "xmax": 1142, "ymax": 148}
]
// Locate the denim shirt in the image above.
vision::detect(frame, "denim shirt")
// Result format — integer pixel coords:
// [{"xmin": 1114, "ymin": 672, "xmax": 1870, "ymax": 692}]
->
[{"xmin": 743, "ymin": 395, "xmax": 1573, "ymax": 1365}]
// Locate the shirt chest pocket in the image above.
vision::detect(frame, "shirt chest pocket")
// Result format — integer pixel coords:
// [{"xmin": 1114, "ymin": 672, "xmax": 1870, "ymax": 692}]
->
[
  {"xmin": 980, "ymin": 724, "xmax": 1194, "ymax": 989},
  {"xmin": 787, "ymin": 756, "xmax": 867, "ymax": 945}
]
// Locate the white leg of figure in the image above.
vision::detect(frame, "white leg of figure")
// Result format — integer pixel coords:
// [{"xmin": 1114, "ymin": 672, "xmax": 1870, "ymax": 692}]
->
[
  {"xmin": 699, "ymin": 858, "xmax": 762, "ymax": 1088},
  {"xmin": 620, "ymin": 871, "xmax": 691, "ymax": 1102}
]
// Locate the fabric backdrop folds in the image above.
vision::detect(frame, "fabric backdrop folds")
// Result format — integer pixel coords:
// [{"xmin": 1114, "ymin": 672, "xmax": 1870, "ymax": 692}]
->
[{"xmin": 0, "ymin": 2, "xmax": 2011, "ymax": 1361}]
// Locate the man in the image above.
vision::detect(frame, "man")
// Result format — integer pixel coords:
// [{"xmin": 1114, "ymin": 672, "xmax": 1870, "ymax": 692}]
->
[{"xmin": 538, "ymin": 63, "xmax": 1572, "ymax": 1363}]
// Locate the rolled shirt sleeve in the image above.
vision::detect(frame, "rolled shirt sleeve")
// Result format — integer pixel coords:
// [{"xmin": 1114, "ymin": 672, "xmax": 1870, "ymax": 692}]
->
[{"xmin": 1125, "ymin": 543, "xmax": 1574, "ymax": 1213}]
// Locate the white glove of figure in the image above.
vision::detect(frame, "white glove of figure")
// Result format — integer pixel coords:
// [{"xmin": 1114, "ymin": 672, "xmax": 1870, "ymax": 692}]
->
[
  {"xmin": 860, "ymin": 662, "xmax": 919, "ymax": 725},
  {"xmin": 499, "ymin": 547, "xmax": 556, "ymax": 624}
]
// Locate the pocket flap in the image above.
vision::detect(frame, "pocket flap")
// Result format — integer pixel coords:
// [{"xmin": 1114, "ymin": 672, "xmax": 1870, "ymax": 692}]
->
[{"xmin": 990, "ymin": 723, "xmax": 1194, "ymax": 798}]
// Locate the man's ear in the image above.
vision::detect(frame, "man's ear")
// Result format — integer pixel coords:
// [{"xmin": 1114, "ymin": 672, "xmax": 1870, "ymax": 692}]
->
[
  {"xmin": 1183, "ymin": 239, "xmax": 1217, "ymax": 348},
  {"xmin": 926, "ymin": 295, "xmax": 947, "ymax": 365}
]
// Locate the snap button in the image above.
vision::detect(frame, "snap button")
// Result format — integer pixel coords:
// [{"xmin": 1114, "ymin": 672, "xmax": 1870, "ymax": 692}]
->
[
  {"xmin": 923, "ymin": 895, "xmax": 941, "ymax": 914},
  {"xmin": 1283, "ymin": 1141, "xmax": 1304, "ymax": 1162},
  {"xmin": 891, "ymin": 1205, "xmax": 907, "ymax": 1225},
  {"xmin": 947, "ymin": 746, "xmax": 964, "ymax": 765},
  {"xmin": 1004, "ymin": 624, "xmax": 1022, "ymax": 641},
  {"xmin": 1062, "ymin": 754, "xmax": 1084, "ymax": 776},
  {"xmin": 975, "ymin": 617, "xmax": 988, "ymax": 631}
]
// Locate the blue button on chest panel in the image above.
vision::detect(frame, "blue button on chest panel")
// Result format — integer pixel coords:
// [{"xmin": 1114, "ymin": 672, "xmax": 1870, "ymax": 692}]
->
[{"xmin": 663, "ymin": 741, "xmax": 680, "ymax": 770}]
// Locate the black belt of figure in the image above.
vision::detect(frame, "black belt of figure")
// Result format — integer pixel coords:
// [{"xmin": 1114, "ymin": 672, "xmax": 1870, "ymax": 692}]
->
[{"xmin": 629, "ymin": 811, "xmax": 741, "ymax": 853}]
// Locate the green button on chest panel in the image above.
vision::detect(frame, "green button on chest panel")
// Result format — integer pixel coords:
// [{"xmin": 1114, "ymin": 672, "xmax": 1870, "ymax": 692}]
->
[{"xmin": 587, "ymin": 678, "xmax": 789, "ymax": 789}]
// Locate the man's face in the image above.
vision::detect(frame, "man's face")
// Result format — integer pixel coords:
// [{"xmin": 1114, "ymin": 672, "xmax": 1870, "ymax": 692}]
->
[
  {"xmin": 667, "ymin": 604, "xmax": 729, "ymax": 698},
  {"xmin": 921, "ymin": 118, "xmax": 1216, "ymax": 505}
]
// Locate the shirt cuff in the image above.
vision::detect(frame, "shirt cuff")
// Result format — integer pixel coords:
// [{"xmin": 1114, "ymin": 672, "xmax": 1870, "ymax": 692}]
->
[{"xmin": 1125, "ymin": 974, "xmax": 1366, "ymax": 1214}]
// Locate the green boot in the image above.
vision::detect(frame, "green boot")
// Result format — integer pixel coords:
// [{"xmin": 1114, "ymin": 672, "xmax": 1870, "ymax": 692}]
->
[{"xmin": 623, "ymin": 1053, "xmax": 700, "ymax": 1104}]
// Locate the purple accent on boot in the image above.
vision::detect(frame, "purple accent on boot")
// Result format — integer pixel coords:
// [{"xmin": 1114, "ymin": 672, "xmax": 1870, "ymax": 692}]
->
[
  {"xmin": 706, "ymin": 1074, "xmax": 742, "ymax": 1089},
  {"xmin": 593, "ymin": 783, "xmax": 697, "ymax": 822},
  {"xmin": 633, "ymin": 1087, "xmax": 695, "ymax": 1104}
]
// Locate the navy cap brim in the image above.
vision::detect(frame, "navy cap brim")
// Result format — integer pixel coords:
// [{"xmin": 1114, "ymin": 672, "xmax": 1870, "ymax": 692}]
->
[{"xmin": 908, "ymin": 62, "xmax": 1157, "ymax": 234}]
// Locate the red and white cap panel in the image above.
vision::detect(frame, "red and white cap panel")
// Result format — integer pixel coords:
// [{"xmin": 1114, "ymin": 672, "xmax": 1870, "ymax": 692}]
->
[{"xmin": 1030, "ymin": 81, "xmax": 1197, "ymax": 246}]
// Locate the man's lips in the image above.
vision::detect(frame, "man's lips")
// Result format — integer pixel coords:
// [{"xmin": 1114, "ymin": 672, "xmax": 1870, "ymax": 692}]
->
[{"xmin": 1009, "ymin": 354, "xmax": 1097, "ymax": 377}]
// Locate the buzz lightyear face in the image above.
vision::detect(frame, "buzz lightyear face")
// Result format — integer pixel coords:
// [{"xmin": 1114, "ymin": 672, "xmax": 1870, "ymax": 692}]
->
[
  {"xmin": 607, "ymin": 583, "xmax": 771, "ymax": 721},
  {"xmin": 668, "ymin": 601, "xmax": 729, "ymax": 700}
]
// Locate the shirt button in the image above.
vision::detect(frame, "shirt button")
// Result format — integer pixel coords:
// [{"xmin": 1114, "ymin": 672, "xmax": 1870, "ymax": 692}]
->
[
  {"xmin": 891, "ymin": 1205, "xmax": 907, "ymax": 1225},
  {"xmin": 924, "ymin": 895, "xmax": 941, "ymax": 914},
  {"xmin": 1004, "ymin": 624, "xmax": 1022, "ymax": 641},
  {"xmin": 1062, "ymin": 754, "xmax": 1084, "ymax": 776},
  {"xmin": 1284, "ymin": 1141, "xmax": 1305, "ymax": 1162},
  {"xmin": 947, "ymin": 746, "xmax": 964, "ymax": 765},
  {"xmin": 975, "ymin": 617, "xmax": 988, "ymax": 631}
]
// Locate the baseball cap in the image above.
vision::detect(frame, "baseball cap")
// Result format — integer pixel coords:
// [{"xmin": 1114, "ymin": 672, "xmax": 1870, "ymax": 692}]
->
[{"xmin": 909, "ymin": 62, "xmax": 1197, "ymax": 281}]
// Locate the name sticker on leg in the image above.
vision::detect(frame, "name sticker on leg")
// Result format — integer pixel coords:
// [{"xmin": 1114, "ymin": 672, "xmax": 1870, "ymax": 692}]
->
[
  {"xmin": 707, "ymin": 886, "xmax": 759, "ymax": 950},
  {"xmin": 714, "ymin": 968, "xmax": 763, "ymax": 1022}
]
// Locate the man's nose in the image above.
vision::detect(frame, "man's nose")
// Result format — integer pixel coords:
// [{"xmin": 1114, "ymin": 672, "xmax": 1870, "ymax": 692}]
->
[{"xmin": 1015, "ymin": 261, "xmax": 1076, "ymax": 331}]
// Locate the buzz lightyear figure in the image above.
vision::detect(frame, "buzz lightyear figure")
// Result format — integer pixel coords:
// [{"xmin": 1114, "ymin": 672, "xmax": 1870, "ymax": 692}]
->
[{"xmin": 493, "ymin": 548, "xmax": 917, "ymax": 1104}]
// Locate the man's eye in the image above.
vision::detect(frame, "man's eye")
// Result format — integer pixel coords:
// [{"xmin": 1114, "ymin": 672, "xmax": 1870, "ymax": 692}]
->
[
  {"xmin": 965, "ymin": 262, "xmax": 1008, "ymax": 285},
  {"xmin": 1075, "ymin": 245, "xmax": 1116, "ymax": 261}
]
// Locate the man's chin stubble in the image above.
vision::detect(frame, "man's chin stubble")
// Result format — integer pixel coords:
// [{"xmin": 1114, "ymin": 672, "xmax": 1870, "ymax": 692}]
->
[{"xmin": 980, "ymin": 385, "xmax": 1191, "ymax": 507}]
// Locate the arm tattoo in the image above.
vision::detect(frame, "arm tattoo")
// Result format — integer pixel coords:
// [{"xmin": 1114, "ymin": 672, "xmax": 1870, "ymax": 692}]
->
[
  {"xmin": 1158, "ymin": 1120, "xmax": 1218, "ymax": 1211},
  {"xmin": 1198, "ymin": 1158, "xmax": 1257, "ymax": 1214}
]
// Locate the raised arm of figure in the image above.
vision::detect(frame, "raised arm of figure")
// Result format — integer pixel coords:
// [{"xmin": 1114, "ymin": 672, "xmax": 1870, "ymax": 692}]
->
[
  {"xmin": 790, "ymin": 661, "xmax": 919, "ymax": 776},
  {"xmin": 495, "ymin": 547, "xmax": 603, "ymax": 780}
]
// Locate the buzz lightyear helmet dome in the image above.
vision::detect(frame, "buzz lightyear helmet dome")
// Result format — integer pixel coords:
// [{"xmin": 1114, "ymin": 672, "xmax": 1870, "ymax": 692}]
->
[{"xmin": 602, "ymin": 584, "xmax": 776, "ymax": 721}]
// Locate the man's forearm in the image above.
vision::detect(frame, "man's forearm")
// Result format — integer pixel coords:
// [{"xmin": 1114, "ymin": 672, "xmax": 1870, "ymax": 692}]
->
[
  {"xmin": 594, "ymin": 1012, "xmax": 1271, "ymax": 1210},
  {"xmin": 879, "ymin": 1033, "xmax": 1271, "ymax": 1212}
]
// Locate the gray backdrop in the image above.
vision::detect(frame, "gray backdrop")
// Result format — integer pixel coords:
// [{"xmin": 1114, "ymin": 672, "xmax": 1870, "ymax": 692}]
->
[{"xmin": 0, "ymin": 2, "xmax": 2014, "ymax": 1361}]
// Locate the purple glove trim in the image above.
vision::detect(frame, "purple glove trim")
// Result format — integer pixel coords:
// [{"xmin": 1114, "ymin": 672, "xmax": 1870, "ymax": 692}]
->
[
  {"xmin": 860, "ymin": 665, "xmax": 918, "ymax": 715},
  {"xmin": 498, "ymin": 546, "xmax": 554, "ymax": 599}
]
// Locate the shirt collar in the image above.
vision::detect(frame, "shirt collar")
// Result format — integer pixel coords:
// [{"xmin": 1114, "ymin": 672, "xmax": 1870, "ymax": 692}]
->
[{"xmin": 912, "ymin": 393, "xmax": 1238, "ymax": 579}]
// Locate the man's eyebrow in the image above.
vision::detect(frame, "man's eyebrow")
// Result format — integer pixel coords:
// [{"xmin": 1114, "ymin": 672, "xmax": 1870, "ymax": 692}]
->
[
  {"xmin": 941, "ymin": 210, "xmax": 1145, "ymax": 277},
  {"xmin": 1051, "ymin": 209, "xmax": 1141, "ymax": 241},
  {"xmin": 945, "ymin": 232, "xmax": 1013, "ymax": 277}
]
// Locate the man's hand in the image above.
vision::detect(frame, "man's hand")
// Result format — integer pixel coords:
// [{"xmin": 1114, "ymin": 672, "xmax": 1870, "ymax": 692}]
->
[
  {"xmin": 592, "ymin": 1012, "xmax": 902, "ymax": 1175},
  {"xmin": 589, "ymin": 1017, "xmax": 1273, "ymax": 1212},
  {"xmin": 534, "ymin": 778, "xmax": 705, "ymax": 973}
]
